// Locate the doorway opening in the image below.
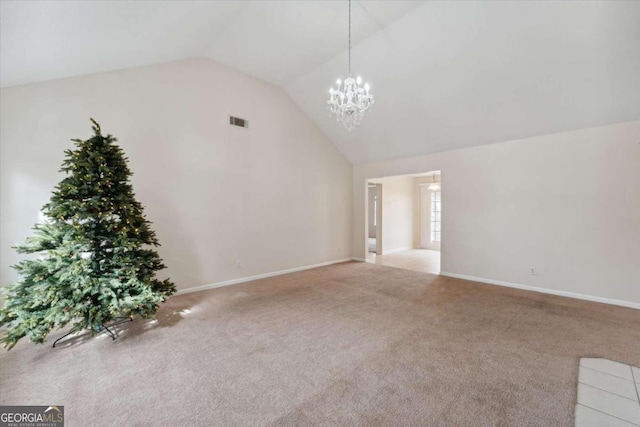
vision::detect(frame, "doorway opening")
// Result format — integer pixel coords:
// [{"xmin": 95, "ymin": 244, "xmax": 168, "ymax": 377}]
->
[
  {"xmin": 365, "ymin": 171, "xmax": 441, "ymax": 274},
  {"xmin": 367, "ymin": 183, "xmax": 382, "ymax": 255}
]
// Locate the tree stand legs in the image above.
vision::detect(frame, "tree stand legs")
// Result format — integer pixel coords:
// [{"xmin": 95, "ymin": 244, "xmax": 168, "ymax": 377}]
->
[{"xmin": 52, "ymin": 317, "xmax": 133, "ymax": 348}]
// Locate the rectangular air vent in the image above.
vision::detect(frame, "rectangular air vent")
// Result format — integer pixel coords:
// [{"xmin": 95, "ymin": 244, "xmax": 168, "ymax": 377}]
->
[{"xmin": 229, "ymin": 116, "xmax": 248, "ymax": 129}]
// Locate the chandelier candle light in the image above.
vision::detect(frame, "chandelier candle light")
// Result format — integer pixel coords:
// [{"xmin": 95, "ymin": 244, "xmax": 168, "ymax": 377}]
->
[{"xmin": 327, "ymin": 0, "xmax": 375, "ymax": 132}]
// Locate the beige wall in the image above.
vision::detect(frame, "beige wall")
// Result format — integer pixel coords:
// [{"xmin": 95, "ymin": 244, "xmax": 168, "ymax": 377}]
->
[
  {"xmin": 355, "ymin": 120, "xmax": 640, "ymax": 306},
  {"xmin": 369, "ymin": 175, "xmax": 414, "ymax": 254},
  {"xmin": 0, "ymin": 58, "xmax": 353, "ymax": 291}
]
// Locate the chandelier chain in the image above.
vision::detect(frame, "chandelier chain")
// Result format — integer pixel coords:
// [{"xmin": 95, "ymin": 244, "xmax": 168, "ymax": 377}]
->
[{"xmin": 348, "ymin": 0, "xmax": 351, "ymax": 75}]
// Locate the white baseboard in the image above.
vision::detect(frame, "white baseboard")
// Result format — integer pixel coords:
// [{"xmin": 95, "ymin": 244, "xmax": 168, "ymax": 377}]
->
[
  {"xmin": 175, "ymin": 258, "xmax": 353, "ymax": 296},
  {"xmin": 439, "ymin": 272, "xmax": 640, "ymax": 310},
  {"xmin": 351, "ymin": 257, "xmax": 367, "ymax": 262},
  {"xmin": 382, "ymin": 246, "xmax": 414, "ymax": 255}
]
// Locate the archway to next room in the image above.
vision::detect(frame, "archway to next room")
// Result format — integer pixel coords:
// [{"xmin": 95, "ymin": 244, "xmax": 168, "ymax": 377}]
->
[{"xmin": 366, "ymin": 171, "xmax": 441, "ymax": 275}]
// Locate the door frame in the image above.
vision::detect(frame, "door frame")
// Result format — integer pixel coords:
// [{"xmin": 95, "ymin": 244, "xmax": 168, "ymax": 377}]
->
[
  {"xmin": 374, "ymin": 184, "xmax": 382, "ymax": 255},
  {"xmin": 366, "ymin": 182, "xmax": 383, "ymax": 256}
]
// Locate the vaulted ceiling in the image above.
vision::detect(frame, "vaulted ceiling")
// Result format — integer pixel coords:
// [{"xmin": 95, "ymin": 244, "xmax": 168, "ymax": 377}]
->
[
  {"xmin": 0, "ymin": 0, "xmax": 422, "ymax": 87},
  {"xmin": 2, "ymin": 1, "xmax": 639, "ymax": 164}
]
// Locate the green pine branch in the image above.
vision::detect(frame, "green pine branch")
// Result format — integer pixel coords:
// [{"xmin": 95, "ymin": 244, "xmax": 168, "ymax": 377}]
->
[{"xmin": 0, "ymin": 119, "xmax": 176, "ymax": 350}]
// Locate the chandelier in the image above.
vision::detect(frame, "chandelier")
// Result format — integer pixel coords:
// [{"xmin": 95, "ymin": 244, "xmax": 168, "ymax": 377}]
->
[
  {"xmin": 427, "ymin": 172, "xmax": 441, "ymax": 191},
  {"xmin": 327, "ymin": 0, "xmax": 375, "ymax": 132}
]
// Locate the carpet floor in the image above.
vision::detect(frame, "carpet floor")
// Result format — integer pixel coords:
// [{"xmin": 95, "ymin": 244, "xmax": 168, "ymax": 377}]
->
[{"xmin": 1, "ymin": 262, "xmax": 639, "ymax": 426}]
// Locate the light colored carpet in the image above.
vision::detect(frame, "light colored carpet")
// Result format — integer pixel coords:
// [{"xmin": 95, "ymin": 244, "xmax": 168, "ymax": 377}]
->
[{"xmin": 1, "ymin": 262, "xmax": 639, "ymax": 426}]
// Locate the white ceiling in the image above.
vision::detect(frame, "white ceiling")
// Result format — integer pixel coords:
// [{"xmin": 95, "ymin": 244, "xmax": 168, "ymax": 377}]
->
[
  {"xmin": 285, "ymin": 1, "xmax": 640, "ymax": 163},
  {"xmin": 0, "ymin": 0, "xmax": 422, "ymax": 88},
  {"xmin": 2, "ymin": 1, "xmax": 639, "ymax": 164},
  {"xmin": 201, "ymin": 1, "xmax": 424, "ymax": 86}
]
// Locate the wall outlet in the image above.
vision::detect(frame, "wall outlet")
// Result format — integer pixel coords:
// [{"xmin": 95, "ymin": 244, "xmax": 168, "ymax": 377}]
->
[
  {"xmin": 530, "ymin": 267, "xmax": 537, "ymax": 275},
  {"xmin": 236, "ymin": 260, "xmax": 241, "ymax": 269}
]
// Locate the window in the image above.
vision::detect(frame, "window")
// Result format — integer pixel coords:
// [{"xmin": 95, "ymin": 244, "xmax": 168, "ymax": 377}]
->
[{"xmin": 430, "ymin": 191, "xmax": 441, "ymax": 242}]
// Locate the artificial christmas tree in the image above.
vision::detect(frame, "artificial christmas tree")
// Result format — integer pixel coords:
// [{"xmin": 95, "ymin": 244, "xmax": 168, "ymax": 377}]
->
[{"xmin": 0, "ymin": 119, "xmax": 175, "ymax": 349}]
